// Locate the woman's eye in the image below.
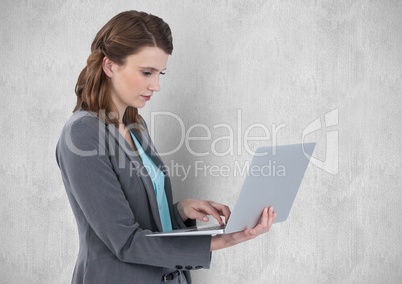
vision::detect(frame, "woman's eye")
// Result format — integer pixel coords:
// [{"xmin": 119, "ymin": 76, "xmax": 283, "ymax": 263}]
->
[{"xmin": 141, "ymin": 70, "xmax": 166, "ymax": 76}]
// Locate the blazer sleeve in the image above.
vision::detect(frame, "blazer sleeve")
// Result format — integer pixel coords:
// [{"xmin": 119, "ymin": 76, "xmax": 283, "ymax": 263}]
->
[{"xmin": 56, "ymin": 117, "xmax": 211, "ymax": 270}]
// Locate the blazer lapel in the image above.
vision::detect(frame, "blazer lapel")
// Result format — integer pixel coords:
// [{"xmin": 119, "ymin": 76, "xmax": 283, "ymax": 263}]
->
[
  {"xmin": 130, "ymin": 127, "xmax": 166, "ymax": 174},
  {"xmin": 130, "ymin": 124, "xmax": 178, "ymax": 228},
  {"xmin": 106, "ymin": 124, "xmax": 163, "ymax": 232}
]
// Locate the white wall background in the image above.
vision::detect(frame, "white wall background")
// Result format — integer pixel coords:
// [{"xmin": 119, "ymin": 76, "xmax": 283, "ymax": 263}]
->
[{"xmin": 1, "ymin": 0, "xmax": 401, "ymax": 283}]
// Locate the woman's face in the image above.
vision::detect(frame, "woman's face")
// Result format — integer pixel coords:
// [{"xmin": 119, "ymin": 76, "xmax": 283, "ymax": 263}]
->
[{"xmin": 106, "ymin": 47, "xmax": 169, "ymax": 114}]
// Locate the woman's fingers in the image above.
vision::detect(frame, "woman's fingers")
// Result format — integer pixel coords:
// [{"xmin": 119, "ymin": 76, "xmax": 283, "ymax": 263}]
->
[
  {"xmin": 261, "ymin": 207, "xmax": 269, "ymax": 230},
  {"xmin": 182, "ymin": 200, "xmax": 229, "ymax": 225},
  {"xmin": 209, "ymin": 201, "xmax": 231, "ymax": 223},
  {"xmin": 268, "ymin": 208, "xmax": 276, "ymax": 228},
  {"xmin": 249, "ymin": 206, "xmax": 275, "ymax": 236},
  {"xmin": 199, "ymin": 201, "xmax": 226, "ymax": 225},
  {"xmin": 264, "ymin": 206, "xmax": 274, "ymax": 231}
]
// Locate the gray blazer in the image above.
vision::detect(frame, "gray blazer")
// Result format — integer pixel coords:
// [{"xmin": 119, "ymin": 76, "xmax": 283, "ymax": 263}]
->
[{"xmin": 56, "ymin": 110, "xmax": 211, "ymax": 283}]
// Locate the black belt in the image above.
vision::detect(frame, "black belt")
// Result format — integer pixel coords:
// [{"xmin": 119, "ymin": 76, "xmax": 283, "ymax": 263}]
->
[{"xmin": 162, "ymin": 270, "xmax": 180, "ymax": 282}]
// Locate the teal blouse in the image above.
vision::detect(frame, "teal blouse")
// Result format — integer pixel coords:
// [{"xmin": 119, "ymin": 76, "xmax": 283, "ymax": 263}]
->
[{"xmin": 130, "ymin": 131, "xmax": 173, "ymax": 232}]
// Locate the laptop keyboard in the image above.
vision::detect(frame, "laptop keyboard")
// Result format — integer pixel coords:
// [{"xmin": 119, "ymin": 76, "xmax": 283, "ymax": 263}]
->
[{"xmin": 185, "ymin": 224, "xmax": 226, "ymax": 232}]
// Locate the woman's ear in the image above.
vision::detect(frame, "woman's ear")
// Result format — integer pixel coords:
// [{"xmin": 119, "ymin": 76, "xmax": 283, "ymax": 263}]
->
[{"xmin": 102, "ymin": 56, "xmax": 114, "ymax": 78}]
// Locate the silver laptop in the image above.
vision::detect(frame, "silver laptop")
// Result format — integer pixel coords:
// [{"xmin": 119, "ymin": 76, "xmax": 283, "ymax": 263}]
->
[{"xmin": 147, "ymin": 142, "xmax": 316, "ymax": 236}]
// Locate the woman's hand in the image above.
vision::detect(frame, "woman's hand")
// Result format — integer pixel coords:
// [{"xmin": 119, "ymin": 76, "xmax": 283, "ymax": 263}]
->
[
  {"xmin": 210, "ymin": 206, "xmax": 276, "ymax": 251},
  {"xmin": 176, "ymin": 199, "xmax": 231, "ymax": 225}
]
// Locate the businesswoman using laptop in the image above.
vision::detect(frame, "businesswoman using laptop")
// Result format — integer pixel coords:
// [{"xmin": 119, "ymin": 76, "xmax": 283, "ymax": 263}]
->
[{"xmin": 56, "ymin": 10, "xmax": 276, "ymax": 284}]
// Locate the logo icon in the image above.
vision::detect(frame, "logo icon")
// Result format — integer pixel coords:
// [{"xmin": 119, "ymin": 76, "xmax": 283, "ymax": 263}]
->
[{"xmin": 302, "ymin": 109, "xmax": 339, "ymax": 175}]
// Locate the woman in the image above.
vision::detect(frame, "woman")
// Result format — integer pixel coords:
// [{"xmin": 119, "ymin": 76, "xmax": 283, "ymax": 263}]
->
[{"xmin": 56, "ymin": 10, "xmax": 276, "ymax": 284}]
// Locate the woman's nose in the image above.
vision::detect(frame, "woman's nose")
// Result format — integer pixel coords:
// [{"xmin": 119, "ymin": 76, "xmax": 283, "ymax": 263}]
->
[{"xmin": 148, "ymin": 76, "xmax": 160, "ymax": 92}]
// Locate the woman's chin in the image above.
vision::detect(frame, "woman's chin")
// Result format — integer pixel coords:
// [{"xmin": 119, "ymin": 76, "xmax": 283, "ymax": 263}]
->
[{"xmin": 131, "ymin": 102, "xmax": 147, "ymax": 109}]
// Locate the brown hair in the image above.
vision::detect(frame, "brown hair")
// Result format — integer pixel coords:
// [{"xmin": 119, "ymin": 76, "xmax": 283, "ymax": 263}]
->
[{"xmin": 73, "ymin": 10, "xmax": 173, "ymax": 127}]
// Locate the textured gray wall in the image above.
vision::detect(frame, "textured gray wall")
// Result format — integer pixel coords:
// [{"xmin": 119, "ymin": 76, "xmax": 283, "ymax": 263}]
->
[{"xmin": 1, "ymin": 0, "xmax": 401, "ymax": 283}]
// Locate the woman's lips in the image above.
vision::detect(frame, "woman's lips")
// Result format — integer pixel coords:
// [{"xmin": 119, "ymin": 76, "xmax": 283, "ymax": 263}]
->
[{"xmin": 141, "ymin": 95, "xmax": 151, "ymax": 101}]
